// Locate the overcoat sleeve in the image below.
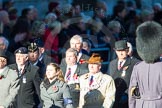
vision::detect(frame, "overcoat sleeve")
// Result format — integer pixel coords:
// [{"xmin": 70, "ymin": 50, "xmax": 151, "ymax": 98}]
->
[
  {"xmin": 103, "ymin": 76, "xmax": 116, "ymax": 108},
  {"xmin": 129, "ymin": 65, "xmax": 138, "ymax": 108},
  {"xmin": 3, "ymin": 73, "xmax": 19, "ymax": 108}
]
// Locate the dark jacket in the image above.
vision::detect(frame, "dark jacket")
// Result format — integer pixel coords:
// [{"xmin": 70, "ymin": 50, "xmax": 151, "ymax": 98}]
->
[
  {"xmin": 109, "ymin": 57, "xmax": 140, "ymax": 108},
  {"xmin": 9, "ymin": 62, "xmax": 41, "ymax": 108}
]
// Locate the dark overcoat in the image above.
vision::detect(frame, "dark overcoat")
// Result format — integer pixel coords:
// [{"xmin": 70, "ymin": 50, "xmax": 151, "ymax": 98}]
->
[
  {"xmin": 9, "ymin": 62, "xmax": 41, "ymax": 108},
  {"xmin": 109, "ymin": 57, "xmax": 140, "ymax": 108}
]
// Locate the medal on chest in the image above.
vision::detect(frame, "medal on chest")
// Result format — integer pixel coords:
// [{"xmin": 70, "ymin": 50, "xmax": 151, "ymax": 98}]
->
[{"xmin": 121, "ymin": 66, "xmax": 128, "ymax": 77}]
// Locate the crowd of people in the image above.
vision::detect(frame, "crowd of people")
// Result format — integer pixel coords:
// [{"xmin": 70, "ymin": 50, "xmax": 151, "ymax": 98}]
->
[{"xmin": 0, "ymin": 0, "xmax": 162, "ymax": 108}]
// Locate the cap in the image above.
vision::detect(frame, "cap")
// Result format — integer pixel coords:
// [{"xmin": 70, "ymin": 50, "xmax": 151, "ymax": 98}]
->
[
  {"xmin": 28, "ymin": 42, "xmax": 38, "ymax": 52},
  {"xmin": 86, "ymin": 53, "xmax": 103, "ymax": 64},
  {"xmin": 14, "ymin": 47, "xmax": 28, "ymax": 54},
  {"xmin": 114, "ymin": 40, "xmax": 129, "ymax": 50}
]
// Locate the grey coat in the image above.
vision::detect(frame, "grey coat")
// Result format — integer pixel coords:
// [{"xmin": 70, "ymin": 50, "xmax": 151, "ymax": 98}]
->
[
  {"xmin": 129, "ymin": 61, "xmax": 162, "ymax": 108},
  {"xmin": 40, "ymin": 79, "xmax": 74, "ymax": 108},
  {"xmin": 0, "ymin": 66, "xmax": 19, "ymax": 108}
]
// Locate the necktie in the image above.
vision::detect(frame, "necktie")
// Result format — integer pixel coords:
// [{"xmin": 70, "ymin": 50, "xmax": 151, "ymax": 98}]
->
[
  {"xmin": 66, "ymin": 68, "xmax": 71, "ymax": 81},
  {"xmin": 89, "ymin": 76, "xmax": 94, "ymax": 86},
  {"xmin": 18, "ymin": 68, "xmax": 22, "ymax": 77},
  {"xmin": 118, "ymin": 61, "xmax": 123, "ymax": 70}
]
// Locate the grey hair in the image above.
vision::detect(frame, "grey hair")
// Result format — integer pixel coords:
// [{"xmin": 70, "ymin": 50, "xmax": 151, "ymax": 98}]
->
[
  {"xmin": 0, "ymin": 36, "xmax": 9, "ymax": 49},
  {"xmin": 66, "ymin": 48, "xmax": 78, "ymax": 57},
  {"xmin": 108, "ymin": 20, "xmax": 121, "ymax": 30}
]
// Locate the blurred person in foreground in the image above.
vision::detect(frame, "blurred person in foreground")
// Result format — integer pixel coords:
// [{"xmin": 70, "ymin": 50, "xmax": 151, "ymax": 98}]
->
[
  {"xmin": 79, "ymin": 53, "xmax": 116, "ymax": 108},
  {"xmin": 129, "ymin": 21, "xmax": 162, "ymax": 108}
]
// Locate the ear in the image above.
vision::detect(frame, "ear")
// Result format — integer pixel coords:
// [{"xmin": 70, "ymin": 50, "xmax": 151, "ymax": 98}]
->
[
  {"xmin": 99, "ymin": 64, "xmax": 102, "ymax": 69},
  {"xmin": 25, "ymin": 56, "xmax": 28, "ymax": 61}
]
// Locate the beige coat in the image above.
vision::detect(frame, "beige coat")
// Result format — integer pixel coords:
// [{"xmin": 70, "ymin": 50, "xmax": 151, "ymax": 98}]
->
[
  {"xmin": 0, "ymin": 66, "xmax": 19, "ymax": 108},
  {"xmin": 79, "ymin": 72, "xmax": 116, "ymax": 108}
]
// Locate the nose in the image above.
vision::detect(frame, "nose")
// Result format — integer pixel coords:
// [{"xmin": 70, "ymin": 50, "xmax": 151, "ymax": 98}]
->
[
  {"xmin": 119, "ymin": 51, "xmax": 123, "ymax": 55},
  {"xmin": 89, "ymin": 64, "xmax": 93, "ymax": 68}
]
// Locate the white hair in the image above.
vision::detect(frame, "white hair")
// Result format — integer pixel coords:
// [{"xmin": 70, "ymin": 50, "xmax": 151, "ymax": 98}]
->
[{"xmin": 70, "ymin": 35, "xmax": 83, "ymax": 44}]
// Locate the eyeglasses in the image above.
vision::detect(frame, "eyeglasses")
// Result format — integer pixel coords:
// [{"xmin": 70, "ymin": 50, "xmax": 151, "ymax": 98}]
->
[{"xmin": 0, "ymin": 59, "xmax": 6, "ymax": 63}]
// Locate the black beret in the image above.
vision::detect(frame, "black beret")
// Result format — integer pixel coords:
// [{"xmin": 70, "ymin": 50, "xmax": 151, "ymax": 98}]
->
[{"xmin": 14, "ymin": 47, "xmax": 28, "ymax": 54}]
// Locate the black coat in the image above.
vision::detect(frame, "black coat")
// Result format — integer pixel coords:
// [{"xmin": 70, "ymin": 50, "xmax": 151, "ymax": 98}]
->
[
  {"xmin": 9, "ymin": 62, "xmax": 41, "ymax": 108},
  {"xmin": 109, "ymin": 57, "xmax": 140, "ymax": 108}
]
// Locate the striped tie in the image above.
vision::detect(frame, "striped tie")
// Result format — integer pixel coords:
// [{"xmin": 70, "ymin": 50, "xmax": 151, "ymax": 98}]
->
[
  {"xmin": 89, "ymin": 76, "xmax": 94, "ymax": 86},
  {"xmin": 66, "ymin": 68, "xmax": 71, "ymax": 81},
  {"xmin": 118, "ymin": 61, "xmax": 123, "ymax": 70}
]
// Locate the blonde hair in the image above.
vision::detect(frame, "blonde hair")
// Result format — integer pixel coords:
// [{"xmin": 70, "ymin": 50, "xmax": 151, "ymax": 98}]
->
[{"xmin": 47, "ymin": 63, "xmax": 65, "ymax": 82}]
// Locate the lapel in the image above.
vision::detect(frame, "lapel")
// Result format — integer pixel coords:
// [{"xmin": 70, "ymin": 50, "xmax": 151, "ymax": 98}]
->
[
  {"xmin": 120, "ymin": 57, "xmax": 131, "ymax": 71},
  {"xmin": 90, "ymin": 72, "xmax": 103, "ymax": 89},
  {"xmin": 113, "ymin": 59, "xmax": 119, "ymax": 72},
  {"xmin": 116, "ymin": 57, "xmax": 131, "ymax": 72},
  {"xmin": 74, "ymin": 65, "xmax": 80, "ymax": 75}
]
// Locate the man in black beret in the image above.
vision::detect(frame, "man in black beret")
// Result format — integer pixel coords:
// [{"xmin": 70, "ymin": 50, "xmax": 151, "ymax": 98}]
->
[
  {"xmin": 9, "ymin": 47, "xmax": 41, "ymax": 108},
  {"xmin": 108, "ymin": 40, "xmax": 140, "ymax": 108}
]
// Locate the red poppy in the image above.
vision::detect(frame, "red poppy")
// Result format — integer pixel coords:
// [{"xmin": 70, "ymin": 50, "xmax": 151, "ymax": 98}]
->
[
  {"xmin": 73, "ymin": 74, "xmax": 78, "ymax": 80},
  {"xmin": 52, "ymin": 85, "xmax": 58, "ymax": 92},
  {"xmin": 79, "ymin": 59, "xmax": 86, "ymax": 64},
  {"xmin": 0, "ymin": 75, "xmax": 4, "ymax": 80}
]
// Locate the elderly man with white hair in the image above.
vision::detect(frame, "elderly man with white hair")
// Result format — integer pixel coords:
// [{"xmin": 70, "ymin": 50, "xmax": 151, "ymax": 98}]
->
[{"xmin": 60, "ymin": 34, "xmax": 90, "ymax": 69}]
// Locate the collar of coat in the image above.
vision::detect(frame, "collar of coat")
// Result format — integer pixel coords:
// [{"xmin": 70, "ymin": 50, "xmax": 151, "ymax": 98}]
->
[{"xmin": 0, "ymin": 66, "xmax": 10, "ymax": 78}]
